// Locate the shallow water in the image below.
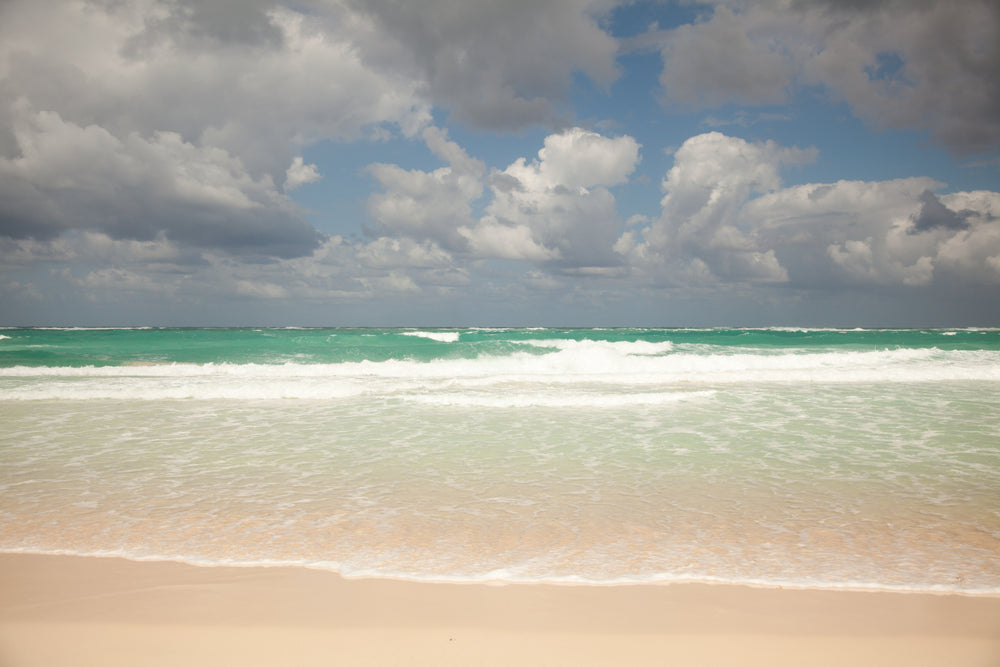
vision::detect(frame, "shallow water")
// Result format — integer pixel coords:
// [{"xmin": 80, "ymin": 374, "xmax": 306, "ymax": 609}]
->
[{"xmin": 1, "ymin": 327, "xmax": 998, "ymax": 592}]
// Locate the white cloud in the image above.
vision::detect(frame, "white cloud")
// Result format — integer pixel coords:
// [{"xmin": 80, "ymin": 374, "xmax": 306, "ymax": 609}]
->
[
  {"xmin": 363, "ymin": 271, "xmax": 420, "ymax": 294},
  {"xmin": 620, "ymin": 132, "xmax": 1000, "ymax": 291},
  {"xmin": 671, "ymin": 155, "xmax": 1000, "ymax": 289},
  {"xmin": 458, "ymin": 221, "xmax": 560, "ymax": 261},
  {"xmin": 369, "ymin": 126, "xmax": 640, "ymax": 267},
  {"xmin": 524, "ymin": 127, "xmax": 641, "ymax": 189},
  {"xmin": 744, "ymin": 178, "xmax": 964, "ymax": 287},
  {"xmin": 285, "ymin": 157, "xmax": 321, "ymax": 190},
  {"xmin": 0, "ymin": 104, "xmax": 320, "ymax": 256},
  {"xmin": 367, "ymin": 126, "xmax": 485, "ymax": 249},
  {"xmin": 827, "ymin": 238, "xmax": 934, "ymax": 287},
  {"xmin": 356, "ymin": 237, "xmax": 455, "ymax": 270},
  {"xmin": 461, "ymin": 128, "xmax": 639, "ymax": 265},
  {"xmin": 0, "ymin": 1, "xmax": 432, "ymax": 176},
  {"xmin": 932, "ymin": 191, "xmax": 1000, "ymax": 285},
  {"xmin": 622, "ymin": 132, "xmax": 813, "ymax": 284}
]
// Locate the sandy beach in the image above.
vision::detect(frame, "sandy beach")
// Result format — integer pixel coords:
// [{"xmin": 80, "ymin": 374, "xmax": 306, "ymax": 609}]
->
[{"xmin": 0, "ymin": 553, "xmax": 997, "ymax": 666}]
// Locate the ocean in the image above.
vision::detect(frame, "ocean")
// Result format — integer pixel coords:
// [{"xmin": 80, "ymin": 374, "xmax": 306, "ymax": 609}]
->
[{"xmin": 1, "ymin": 327, "xmax": 998, "ymax": 593}]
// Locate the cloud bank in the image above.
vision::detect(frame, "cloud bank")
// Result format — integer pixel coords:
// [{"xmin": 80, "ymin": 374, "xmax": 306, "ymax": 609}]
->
[{"xmin": 1, "ymin": 0, "xmax": 998, "ymax": 324}]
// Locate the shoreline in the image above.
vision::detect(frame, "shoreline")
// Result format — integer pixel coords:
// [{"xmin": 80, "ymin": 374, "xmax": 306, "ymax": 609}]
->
[
  {"xmin": 3, "ymin": 549, "xmax": 998, "ymax": 597},
  {"xmin": 2, "ymin": 553, "xmax": 999, "ymax": 666}
]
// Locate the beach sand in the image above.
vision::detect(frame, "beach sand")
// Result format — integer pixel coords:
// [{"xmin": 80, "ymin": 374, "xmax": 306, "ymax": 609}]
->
[{"xmin": 1, "ymin": 553, "xmax": 998, "ymax": 666}]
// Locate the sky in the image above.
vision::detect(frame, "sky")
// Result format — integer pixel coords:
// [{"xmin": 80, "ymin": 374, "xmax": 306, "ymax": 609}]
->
[{"xmin": 1, "ymin": 0, "xmax": 999, "ymax": 327}]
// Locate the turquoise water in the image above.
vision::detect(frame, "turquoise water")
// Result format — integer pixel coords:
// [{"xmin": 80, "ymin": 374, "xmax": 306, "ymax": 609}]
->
[
  {"xmin": 1, "ymin": 327, "xmax": 999, "ymax": 592},
  {"xmin": 2, "ymin": 326, "xmax": 997, "ymax": 367}
]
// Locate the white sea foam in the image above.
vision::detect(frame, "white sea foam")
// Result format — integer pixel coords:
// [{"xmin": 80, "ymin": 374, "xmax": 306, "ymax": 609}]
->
[
  {"xmin": 28, "ymin": 326, "xmax": 154, "ymax": 330},
  {"xmin": 4, "ymin": 546, "xmax": 996, "ymax": 594},
  {"xmin": 0, "ymin": 375, "xmax": 370, "ymax": 401},
  {"xmin": 401, "ymin": 330, "xmax": 461, "ymax": 343},
  {"xmin": 521, "ymin": 338, "xmax": 675, "ymax": 355},
  {"xmin": 2, "ymin": 345, "xmax": 999, "ymax": 401},
  {"xmin": 405, "ymin": 390, "xmax": 716, "ymax": 408}
]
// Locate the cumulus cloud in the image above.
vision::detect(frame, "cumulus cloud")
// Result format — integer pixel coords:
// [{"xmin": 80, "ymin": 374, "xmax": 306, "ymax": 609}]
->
[
  {"xmin": 0, "ymin": 0, "xmax": 441, "ymax": 265},
  {"xmin": 461, "ymin": 127, "xmax": 640, "ymax": 266},
  {"xmin": 619, "ymin": 132, "xmax": 1000, "ymax": 291},
  {"xmin": 459, "ymin": 221, "xmax": 560, "ymax": 262},
  {"xmin": 654, "ymin": 0, "xmax": 1000, "ymax": 154},
  {"xmin": 369, "ymin": 126, "xmax": 640, "ymax": 268},
  {"xmin": 0, "ymin": 0, "xmax": 643, "ymax": 315},
  {"xmin": 930, "ymin": 191, "xmax": 1000, "ymax": 285},
  {"xmin": 0, "ymin": 104, "xmax": 322, "ymax": 256},
  {"xmin": 745, "ymin": 177, "xmax": 964, "ymax": 287},
  {"xmin": 0, "ymin": 1, "xmax": 431, "ymax": 176},
  {"xmin": 524, "ymin": 126, "xmax": 641, "ymax": 189},
  {"xmin": 355, "ymin": 236, "xmax": 455, "ymax": 270},
  {"xmin": 5, "ymin": 123, "xmax": 999, "ymax": 322},
  {"xmin": 285, "ymin": 157, "xmax": 321, "ymax": 190},
  {"xmin": 619, "ymin": 132, "xmax": 815, "ymax": 285},
  {"xmin": 367, "ymin": 126, "xmax": 485, "ymax": 250}
]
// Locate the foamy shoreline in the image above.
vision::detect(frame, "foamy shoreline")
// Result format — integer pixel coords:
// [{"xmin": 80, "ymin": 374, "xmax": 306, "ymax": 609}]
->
[
  {"xmin": 2, "ymin": 553, "xmax": 998, "ymax": 666},
  {"xmin": 3, "ymin": 548, "xmax": 998, "ymax": 597}
]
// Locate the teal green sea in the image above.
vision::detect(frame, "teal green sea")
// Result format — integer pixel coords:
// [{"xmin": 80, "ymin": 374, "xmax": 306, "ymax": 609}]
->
[
  {"xmin": 2, "ymin": 326, "xmax": 998, "ymax": 367},
  {"xmin": 1, "ymin": 327, "xmax": 999, "ymax": 592}
]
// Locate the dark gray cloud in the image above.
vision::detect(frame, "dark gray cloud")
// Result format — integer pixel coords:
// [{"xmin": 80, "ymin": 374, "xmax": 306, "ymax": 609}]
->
[
  {"xmin": 657, "ymin": 0, "xmax": 1000, "ymax": 154},
  {"xmin": 128, "ymin": 0, "xmax": 284, "ymax": 50},
  {"xmin": 658, "ymin": 6, "xmax": 795, "ymax": 107},
  {"xmin": 345, "ymin": 0, "xmax": 619, "ymax": 130},
  {"xmin": 910, "ymin": 190, "xmax": 973, "ymax": 234},
  {"xmin": 109, "ymin": 0, "xmax": 286, "ymax": 75},
  {"xmin": 790, "ymin": 0, "xmax": 892, "ymax": 13},
  {"xmin": 0, "ymin": 174, "xmax": 324, "ymax": 258}
]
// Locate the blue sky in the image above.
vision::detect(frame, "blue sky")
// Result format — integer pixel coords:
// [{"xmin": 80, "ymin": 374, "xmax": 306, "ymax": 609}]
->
[{"xmin": 1, "ymin": 0, "xmax": 999, "ymax": 326}]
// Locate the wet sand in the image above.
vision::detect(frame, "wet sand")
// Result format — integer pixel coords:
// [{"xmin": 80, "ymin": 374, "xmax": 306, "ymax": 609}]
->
[{"xmin": 1, "ymin": 553, "xmax": 998, "ymax": 666}]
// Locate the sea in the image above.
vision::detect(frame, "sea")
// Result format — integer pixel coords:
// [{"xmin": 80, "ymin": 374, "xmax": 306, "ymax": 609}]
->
[{"xmin": 1, "ymin": 327, "xmax": 999, "ymax": 594}]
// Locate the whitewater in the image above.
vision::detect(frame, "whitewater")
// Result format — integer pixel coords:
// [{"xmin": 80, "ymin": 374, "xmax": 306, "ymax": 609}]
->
[{"xmin": 1, "ymin": 327, "xmax": 998, "ymax": 593}]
